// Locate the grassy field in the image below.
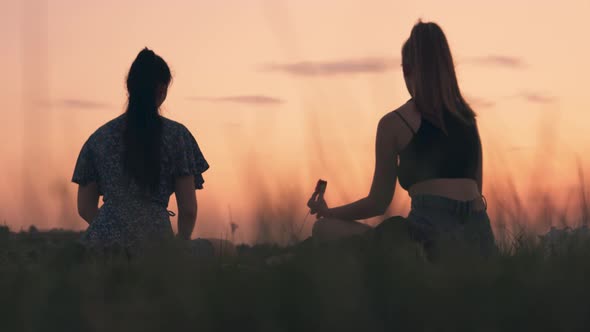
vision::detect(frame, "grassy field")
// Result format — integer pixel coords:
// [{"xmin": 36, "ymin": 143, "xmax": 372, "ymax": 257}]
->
[{"xmin": 1, "ymin": 224, "xmax": 590, "ymax": 332}]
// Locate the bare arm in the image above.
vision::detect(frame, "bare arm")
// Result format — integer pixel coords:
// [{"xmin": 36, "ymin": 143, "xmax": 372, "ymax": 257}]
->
[
  {"xmin": 322, "ymin": 117, "xmax": 398, "ymax": 220},
  {"xmin": 77, "ymin": 183, "xmax": 100, "ymax": 224},
  {"xmin": 475, "ymin": 123, "xmax": 483, "ymax": 194},
  {"xmin": 175, "ymin": 175, "xmax": 198, "ymax": 240}
]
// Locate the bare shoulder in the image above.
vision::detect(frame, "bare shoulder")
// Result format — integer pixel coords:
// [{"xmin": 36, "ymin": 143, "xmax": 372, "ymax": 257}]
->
[
  {"xmin": 381, "ymin": 100, "xmax": 417, "ymax": 128},
  {"xmin": 379, "ymin": 100, "xmax": 420, "ymax": 150},
  {"xmin": 381, "ymin": 99, "xmax": 418, "ymax": 123}
]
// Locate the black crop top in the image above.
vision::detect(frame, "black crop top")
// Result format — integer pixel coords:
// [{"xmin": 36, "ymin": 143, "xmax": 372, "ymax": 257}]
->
[{"xmin": 396, "ymin": 109, "xmax": 480, "ymax": 190}]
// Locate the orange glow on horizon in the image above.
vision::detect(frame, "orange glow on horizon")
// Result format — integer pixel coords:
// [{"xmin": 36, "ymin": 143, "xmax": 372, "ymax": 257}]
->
[{"xmin": 1, "ymin": 0, "xmax": 589, "ymax": 242}]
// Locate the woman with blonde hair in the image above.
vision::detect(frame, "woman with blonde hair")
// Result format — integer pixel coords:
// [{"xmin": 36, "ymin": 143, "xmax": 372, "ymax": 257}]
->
[{"xmin": 308, "ymin": 21, "xmax": 495, "ymax": 255}]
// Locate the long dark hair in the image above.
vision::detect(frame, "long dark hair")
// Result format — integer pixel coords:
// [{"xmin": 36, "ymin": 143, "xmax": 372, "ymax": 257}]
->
[
  {"xmin": 123, "ymin": 48, "xmax": 171, "ymax": 192},
  {"xmin": 402, "ymin": 21, "xmax": 475, "ymax": 132}
]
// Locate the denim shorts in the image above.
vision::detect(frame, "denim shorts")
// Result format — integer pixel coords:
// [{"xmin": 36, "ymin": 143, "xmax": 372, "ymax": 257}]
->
[{"xmin": 376, "ymin": 195, "xmax": 496, "ymax": 257}]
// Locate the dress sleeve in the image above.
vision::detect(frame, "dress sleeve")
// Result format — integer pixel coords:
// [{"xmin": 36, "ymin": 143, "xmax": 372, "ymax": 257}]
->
[
  {"xmin": 172, "ymin": 126, "xmax": 210, "ymax": 189},
  {"xmin": 72, "ymin": 138, "xmax": 98, "ymax": 186}
]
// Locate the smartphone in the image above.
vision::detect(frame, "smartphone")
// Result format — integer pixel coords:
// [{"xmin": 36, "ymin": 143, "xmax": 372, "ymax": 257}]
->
[{"xmin": 314, "ymin": 179, "xmax": 327, "ymax": 194}]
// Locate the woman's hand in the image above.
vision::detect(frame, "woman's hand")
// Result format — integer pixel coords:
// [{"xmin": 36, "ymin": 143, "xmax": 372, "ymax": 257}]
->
[{"xmin": 307, "ymin": 192, "xmax": 329, "ymax": 218}]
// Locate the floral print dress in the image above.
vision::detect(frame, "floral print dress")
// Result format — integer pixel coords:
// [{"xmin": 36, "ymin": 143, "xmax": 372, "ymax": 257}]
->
[{"xmin": 72, "ymin": 115, "xmax": 209, "ymax": 249}]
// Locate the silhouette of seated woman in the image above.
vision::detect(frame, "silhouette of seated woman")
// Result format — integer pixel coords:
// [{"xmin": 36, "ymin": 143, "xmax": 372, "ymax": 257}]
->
[
  {"xmin": 72, "ymin": 48, "xmax": 209, "ymax": 251},
  {"xmin": 307, "ymin": 21, "xmax": 495, "ymax": 256}
]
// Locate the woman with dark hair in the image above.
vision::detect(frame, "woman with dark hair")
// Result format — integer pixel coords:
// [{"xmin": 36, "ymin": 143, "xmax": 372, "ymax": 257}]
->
[
  {"xmin": 308, "ymin": 21, "xmax": 495, "ymax": 255},
  {"xmin": 72, "ymin": 48, "xmax": 209, "ymax": 251}
]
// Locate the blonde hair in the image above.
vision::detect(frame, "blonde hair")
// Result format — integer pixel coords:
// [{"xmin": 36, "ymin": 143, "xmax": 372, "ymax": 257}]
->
[{"xmin": 402, "ymin": 21, "xmax": 475, "ymax": 132}]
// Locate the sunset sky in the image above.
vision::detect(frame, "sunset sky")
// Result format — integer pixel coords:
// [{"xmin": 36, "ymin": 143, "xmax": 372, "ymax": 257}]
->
[{"xmin": 1, "ymin": 0, "xmax": 589, "ymax": 241}]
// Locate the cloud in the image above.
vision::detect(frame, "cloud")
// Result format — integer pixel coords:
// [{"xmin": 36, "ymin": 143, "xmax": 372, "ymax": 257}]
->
[
  {"xmin": 518, "ymin": 92, "xmax": 557, "ymax": 104},
  {"xmin": 465, "ymin": 96, "xmax": 496, "ymax": 109},
  {"xmin": 261, "ymin": 54, "xmax": 524, "ymax": 77},
  {"xmin": 187, "ymin": 95, "xmax": 285, "ymax": 106},
  {"xmin": 55, "ymin": 99, "xmax": 110, "ymax": 110},
  {"xmin": 260, "ymin": 57, "xmax": 400, "ymax": 76},
  {"xmin": 465, "ymin": 92, "xmax": 557, "ymax": 109},
  {"xmin": 462, "ymin": 55, "xmax": 526, "ymax": 68}
]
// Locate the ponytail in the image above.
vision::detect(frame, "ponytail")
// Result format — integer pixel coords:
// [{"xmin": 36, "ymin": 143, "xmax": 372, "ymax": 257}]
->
[{"xmin": 123, "ymin": 48, "xmax": 171, "ymax": 192}]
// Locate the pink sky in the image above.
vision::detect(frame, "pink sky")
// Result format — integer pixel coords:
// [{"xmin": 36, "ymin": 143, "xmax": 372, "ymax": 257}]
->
[{"xmin": 0, "ymin": 0, "xmax": 589, "ymax": 242}]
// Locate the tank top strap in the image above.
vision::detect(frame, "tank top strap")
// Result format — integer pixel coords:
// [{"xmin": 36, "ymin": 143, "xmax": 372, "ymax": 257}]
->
[{"xmin": 395, "ymin": 112, "xmax": 416, "ymax": 135}]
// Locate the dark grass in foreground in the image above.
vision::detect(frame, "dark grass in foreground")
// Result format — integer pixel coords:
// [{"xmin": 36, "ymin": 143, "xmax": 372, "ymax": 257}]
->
[{"xmin": 1, "ymin": 227, "xmax": 590, "ymax": 332}]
